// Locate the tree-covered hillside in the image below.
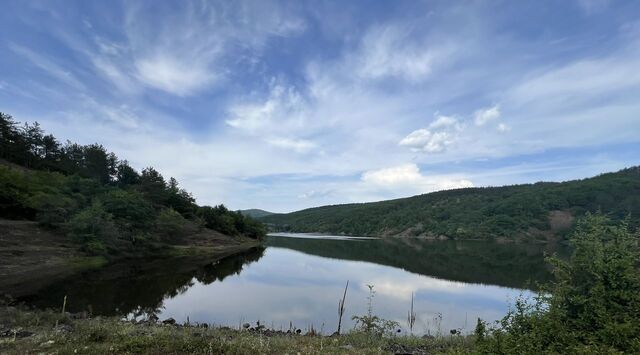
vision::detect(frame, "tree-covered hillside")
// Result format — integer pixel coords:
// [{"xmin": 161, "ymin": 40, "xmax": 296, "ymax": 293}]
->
[
  {"xmin": 239, "ymin": 209, "xmax": 274, "ymax": 218},
  {"xmin": 262, "ymin": 168, "xmax": 640, "ymax": 241},
  {"xmin": 0, "ymin": 112, "xmax": 265, "ymax": 255}
]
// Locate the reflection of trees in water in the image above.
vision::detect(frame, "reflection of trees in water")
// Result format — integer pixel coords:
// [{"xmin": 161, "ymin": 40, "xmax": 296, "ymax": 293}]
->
[
  {"xmin": 19, "ymin": 247, "xmax": 265, "ymax": 316},
  {"xmin": 266, "ymin": 237, "xmax": 570, "ymax": 289}
]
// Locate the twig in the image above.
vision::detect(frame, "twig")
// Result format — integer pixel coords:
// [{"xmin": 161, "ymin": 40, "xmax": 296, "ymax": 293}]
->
[{"xmin": 337, "ymin": 280, "xmax": 349, "ymax": 334}]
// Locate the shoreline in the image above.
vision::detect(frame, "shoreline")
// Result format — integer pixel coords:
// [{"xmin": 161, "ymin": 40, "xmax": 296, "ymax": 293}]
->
[
  {"xmin": 0, "ymin": 305, "xmax": 473, "ymax": 354},
  {"xmin": 0, "ymin": 219, "xmax": 262, "ymax": 299}
]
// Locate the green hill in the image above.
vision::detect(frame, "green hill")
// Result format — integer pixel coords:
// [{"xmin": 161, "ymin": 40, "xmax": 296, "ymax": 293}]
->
[
  {"xmin": 0, "ymin": 112, "xmax": 266, "ymax": 257},
  {"xmin": 261, "ymin": 167, "xmax": 640, "ymax": 241},
  {"xmin": 239, "ymin": 209, "xmax": 274, "ymax": 218}
]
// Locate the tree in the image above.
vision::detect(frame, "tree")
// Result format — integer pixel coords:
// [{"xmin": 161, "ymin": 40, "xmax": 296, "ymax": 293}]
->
[
  {"xmin": 40, "ymin": 134, "xmax": 61, "ymax": 171},
  {"xmin": 139, "ymin": 167, "xmax": 167, "ymax": 207},
  {"xmin": 68, "ymin": 202, "xmax": 118, "ymax": 255},
  {"xmin": 83, "ymin": 144, "xmax": 114, "ymax": 184},
  {"xmin": 166, "ymin": 177, "xmax": 196, "ymax": 217},
  {"xmin": 99, "ymin": 189, "xmax": 155, "ymax": 237},
  {"xmin": 115, "ymin": 160, "xmax": 140, "ymax": 187}
]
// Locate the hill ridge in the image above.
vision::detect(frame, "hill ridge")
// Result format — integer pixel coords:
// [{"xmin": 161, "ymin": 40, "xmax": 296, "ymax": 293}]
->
[{"xmin": 261, "ymin": 167, "xmax": 640, "ymax": 241}]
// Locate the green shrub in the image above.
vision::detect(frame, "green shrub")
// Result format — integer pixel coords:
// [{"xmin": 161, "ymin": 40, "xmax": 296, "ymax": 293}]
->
[
  {"xmin": 68, "ymin": 202, "xmax": 118, "ymax": 254},
  {"xmin": 156, "ymin": 208, "xmax": 191, "ymax": 241},
  {"xmin": 476, "ymin": 214, "xmax": 640, "ymax": 354}
]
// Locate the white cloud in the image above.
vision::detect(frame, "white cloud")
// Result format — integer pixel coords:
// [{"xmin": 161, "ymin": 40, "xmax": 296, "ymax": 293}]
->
[
  {"xmin": 135, "ymin": 55, "xmax": 218, "ymax": 96},
  {"xmin": 399, "ymin": 129, "xmax": 452, "ymax": 153},
  {"xmin": 266, "ymin": 137, "xmax": 316, "ymax": 153},
  {"xmin": 225, "ymin": 84, "xmax": 307, "ymax": 134},
  {"xmin": 474, "ymin": 105, "xmax": 500, "ymax": 126},
  {"xmin": 361, "ymin": 163, "xmax": 473, "ymax": 193},
  {"xmin": 399, "ymin": 115, "xmax": 462, "ymax": 153},
  {"xmin": 428, "ymin": 115, "xmax": 459, "ymax": 129},
  {"xmin": 298, "ymin": 189, "xmax": 334, "ymax": 199},
  {"xmin": 497, "ymin": 123, "xmax": 510, "ymax": 133},
  {"xmin": 355, "ymin": 25, "xmax": 453, "ymax": 82},
  {"xmin": 65, "ymin": 1, "xmax": 308, "ymax": 97}
]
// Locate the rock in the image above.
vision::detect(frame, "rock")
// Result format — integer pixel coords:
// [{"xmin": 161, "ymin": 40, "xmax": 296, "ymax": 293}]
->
[
  {"xmin": 148, "ymin": 314, "xmax": 159, "ymax": 322},
  {"xmin": 40, "ymin": 340, "xmax": 55, "ymax": 347},
  {"xmin": 1, "ymin": 328, "xmax": 33, "ymax": 338},
  {"xmin": 55, "ymin": 324, "xmax": 74, "ymax": 333},
  {"xmin": 162, "ymin": 318, "xmax": 176, "ymax": 325},
  {"xmin": 69, "ymin": 311, "xmax": 88, "ymax": 319},
  {"xmin": 242, "ymin": 323, "xmax": 250, "ymax": 329}
]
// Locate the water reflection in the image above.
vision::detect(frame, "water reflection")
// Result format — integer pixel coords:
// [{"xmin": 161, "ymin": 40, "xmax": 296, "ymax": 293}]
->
[
  {"xmin": 18, "ymin": 235, "xmax": 568, "ymax": 334},
  {"xmin": 266, "ymin": 234, "xmax": 569, "ymax": 289},
  {"xmin": 19, "ymin": 248, "xmax": 265, "ymax": 316}
]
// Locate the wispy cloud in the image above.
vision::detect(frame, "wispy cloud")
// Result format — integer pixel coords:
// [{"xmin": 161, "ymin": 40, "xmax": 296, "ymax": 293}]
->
[
  {"xmin": 474, "ymin": 105, "xmax": 500, "ymax": 126},
  {"xmin": 9, "ymin": 43, "xmax": 85, "ymax": 90}
]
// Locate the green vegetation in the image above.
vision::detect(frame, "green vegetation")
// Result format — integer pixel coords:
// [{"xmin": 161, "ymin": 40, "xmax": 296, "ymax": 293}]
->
[
  {"xmin": 263, "ymin": 168, "xmax": 640, "ymax": 240},
  {"xmin": 0, "ymin": 112, "xmax": 266, "ymax": 256},
  {"xmin": 351, "ymin": 285, "xmax": 400, "ymax": 336},
  {"xmin": 476, "ymin": 214, "xmax": 640, "ymax": 354},
  {"xmin": 2, "ymin": 216, "xmax": 637, "ymax": 354},
  {"xmin": 239, "ymin": 208, "xmax": 275, "ymax": 218},
  {"xmin": 0, "ymin": 305, "xmax": 473, "ymax": 354}
]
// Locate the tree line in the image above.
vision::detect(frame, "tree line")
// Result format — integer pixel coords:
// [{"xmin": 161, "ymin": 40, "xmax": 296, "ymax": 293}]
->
[
  {"xmin": 0, "ymin": 112, "xmax": 265, "ymax": 255},
  {"xmin": 262, "ymin": 167, "xmax": 640, "ymax": 240}
]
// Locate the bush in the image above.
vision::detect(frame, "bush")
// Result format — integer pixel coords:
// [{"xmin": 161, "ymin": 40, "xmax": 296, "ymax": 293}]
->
[
  {"xmin": 68, "ymin": 202, "xmax": 118, "ymax": 254},
  {"xmin": 352, "ymin": 285, "xmax": 400, "ymax": 336},
  {"xmin": 156, "ymin": 208, "xmax": 191, "ymax": 241},
  {"xmin": 476, "ymin": 214, "xmax": 640, "ymax": 354}
]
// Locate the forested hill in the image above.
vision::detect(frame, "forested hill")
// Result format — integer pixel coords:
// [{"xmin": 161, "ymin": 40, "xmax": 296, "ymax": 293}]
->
[
  {"xmin": 239, "ymin": 209, "xmax": 274, "ymax": 218},
  {"xmin": 261, "ymin": 167, "xmax": 640, "ymax": 241},
  {"xmin": 0, "ymin": 112, "xmax": 265, "ymax": 255}
]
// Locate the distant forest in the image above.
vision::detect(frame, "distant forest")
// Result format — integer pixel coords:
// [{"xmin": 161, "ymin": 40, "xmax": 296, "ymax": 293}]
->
[
  {"xmin": 262, "ymin": 167, "xmax": 640, "ymax": 241},
  {"xmin": 0, "ymin": 112, "xmax": 265, "ymax": 255}
]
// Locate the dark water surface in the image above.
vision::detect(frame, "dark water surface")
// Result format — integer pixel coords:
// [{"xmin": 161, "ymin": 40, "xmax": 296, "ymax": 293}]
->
[{"xmin": 19, "ymin": 234, "xmax": 569, "ymax": 334}]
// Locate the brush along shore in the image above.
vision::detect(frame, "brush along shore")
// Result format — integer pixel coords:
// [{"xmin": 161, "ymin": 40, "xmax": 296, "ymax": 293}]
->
[{"xmin": 0, "ymin": 304, "xmax": 473, "ymax": 355}]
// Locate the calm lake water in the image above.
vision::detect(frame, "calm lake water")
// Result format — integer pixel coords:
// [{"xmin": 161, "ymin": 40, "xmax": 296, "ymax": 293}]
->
[{"xmin": 20, "ymin": 234, "xmax": 569, "ymax": 335}]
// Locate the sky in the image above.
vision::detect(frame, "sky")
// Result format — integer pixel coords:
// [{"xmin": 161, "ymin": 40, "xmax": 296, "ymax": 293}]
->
[{"xmin": 1, "ymin": 0, "xmax": 639, "ymax": 213}]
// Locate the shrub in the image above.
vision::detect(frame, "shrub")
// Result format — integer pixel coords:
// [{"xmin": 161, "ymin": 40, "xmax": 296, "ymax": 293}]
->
[
  {"xmin": 156, "ymin": 208, "xmax": 191, "ymax": 241},
  {"xmin": 68, "ymin": 202, "xmax": 118, "ymax": 254},
  {"xmin": 352, "ymin": 285, "xmax": 400, "ymax": 336},
  {"xmin": 476, "ymin": 214, "xmax": 640, "ymax": 354}
]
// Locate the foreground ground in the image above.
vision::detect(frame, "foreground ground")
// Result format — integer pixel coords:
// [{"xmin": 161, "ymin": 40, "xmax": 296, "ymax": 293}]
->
[
  {"xmin": 0, "ymin": 305, "xmax": 473, "ymax": 355},
  {"xmin": 0, "ymin": 219, "xmax": 261, "ymax": 298}
]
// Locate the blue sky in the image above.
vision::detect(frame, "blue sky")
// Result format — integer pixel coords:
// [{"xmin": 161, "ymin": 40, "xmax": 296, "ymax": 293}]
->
[{"xmin": 1, "ymin": 0, "xmax": 639, "ymax": 212}]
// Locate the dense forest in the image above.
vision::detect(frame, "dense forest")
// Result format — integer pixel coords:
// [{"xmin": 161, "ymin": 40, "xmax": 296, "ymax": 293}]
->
[
  {"xmin": 262, "ymin": 167, "xmax": 640, "ymax": 240},
  {"xmin": 0, "ymin": 112, "xmax": 265, "ymax": 255}
]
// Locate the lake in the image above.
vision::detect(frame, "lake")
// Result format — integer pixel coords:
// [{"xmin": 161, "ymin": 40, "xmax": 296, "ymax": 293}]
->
[{"xmin": 18, "ymin": 233, "xmax": 569, "ymax": 335}]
